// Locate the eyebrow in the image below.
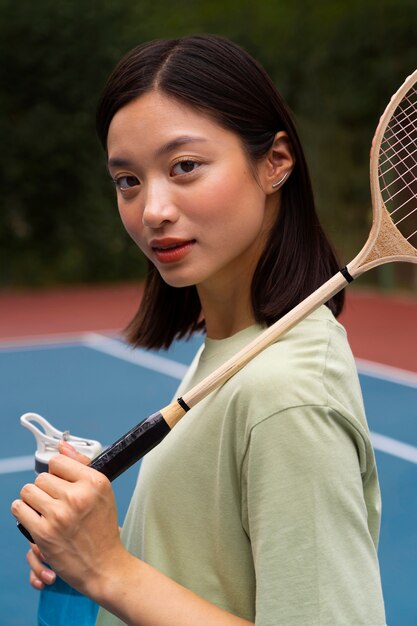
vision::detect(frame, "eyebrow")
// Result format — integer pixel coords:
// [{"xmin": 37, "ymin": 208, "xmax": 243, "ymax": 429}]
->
[
  {"xmin": 107, "ymin": 157, "xmax": 133, "ymax": 170},
  {"xmin": 155, "ymin": 135, "xmax": 208, "ymax": 158},
  {"xmin": 107, "ymin": 135, "xmax": 208, "ymax": 170}
]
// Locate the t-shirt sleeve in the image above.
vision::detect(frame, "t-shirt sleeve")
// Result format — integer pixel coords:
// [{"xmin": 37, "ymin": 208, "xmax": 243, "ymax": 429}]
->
[{"xmin": 241, "ymin": 405, "xmax": 386, "ymax": 626}]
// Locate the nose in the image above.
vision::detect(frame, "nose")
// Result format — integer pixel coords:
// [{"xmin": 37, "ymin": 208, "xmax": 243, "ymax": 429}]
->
[{"xmin": 142, "ymin": 182, "xmax": 179, "ymax": 229}]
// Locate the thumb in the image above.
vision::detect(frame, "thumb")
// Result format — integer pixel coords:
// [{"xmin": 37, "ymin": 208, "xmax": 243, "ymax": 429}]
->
[{"xmin": 58, "ymin": 440, "xmax": 91, "ymax": 465}]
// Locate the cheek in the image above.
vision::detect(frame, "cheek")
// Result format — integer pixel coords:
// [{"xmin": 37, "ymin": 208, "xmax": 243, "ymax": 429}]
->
[
  {"xmin": 118, "ymin": 203, "xmax": 145, "ymax": 249},
  {"xmin": 200, "ymin": 169, "xmax": 266, "ymax": 232}
]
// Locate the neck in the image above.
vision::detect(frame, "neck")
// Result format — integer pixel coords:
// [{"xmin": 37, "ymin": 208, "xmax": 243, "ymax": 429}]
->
[{"xmin": 197, "ymin": 273, "xmax": 256, "ymax": 340}]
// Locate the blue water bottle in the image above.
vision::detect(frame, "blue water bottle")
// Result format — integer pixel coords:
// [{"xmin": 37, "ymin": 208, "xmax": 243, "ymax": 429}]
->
[{"xmin": 20, "ymin": 413, "xmax": 102, "ymax": 626}]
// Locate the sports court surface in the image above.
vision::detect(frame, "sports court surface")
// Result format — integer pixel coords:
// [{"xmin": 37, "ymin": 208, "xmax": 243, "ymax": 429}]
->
[{"xmin": 0, "ymin": 284, "xmax": 416, "ymax": 625}]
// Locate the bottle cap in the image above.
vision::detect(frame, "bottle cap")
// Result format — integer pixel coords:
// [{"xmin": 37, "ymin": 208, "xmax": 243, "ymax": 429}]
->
[{"xmin": 20, "ymin": 413, "xmax": 102, "ymax": 473}]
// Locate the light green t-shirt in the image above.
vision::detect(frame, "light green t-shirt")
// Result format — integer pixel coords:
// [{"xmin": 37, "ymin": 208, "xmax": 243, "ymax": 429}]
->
[{"xmin": 96, "ymin": 306, "xmax": 386, "ymax": 626}]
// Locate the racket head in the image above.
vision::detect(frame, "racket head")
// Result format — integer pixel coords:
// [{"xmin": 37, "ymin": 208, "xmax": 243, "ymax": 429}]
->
[{"xmin": 359, "ymin": 69, "xmax": 417, "ymax": 272}]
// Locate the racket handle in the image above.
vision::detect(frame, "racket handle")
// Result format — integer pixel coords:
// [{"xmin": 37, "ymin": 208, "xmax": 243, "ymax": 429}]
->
[
  {"xmin": 17, "ymin": 520, "xmax": 35, "ymax": 543},
  {"xmin": 90, "ymin": 411, "xmax": 170, "ymax": 481},
  {"xmin": 16, "ymin": 411, "xmax": 171, "ymax": 544}
]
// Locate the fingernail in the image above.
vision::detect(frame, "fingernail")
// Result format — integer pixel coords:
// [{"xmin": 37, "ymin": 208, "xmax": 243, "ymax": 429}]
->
[
  {"xmin": 60, "ymin": 441, "xmax": 76, "ymax": 455},
  {"xmin": 42, "ymin": 570, "xmax": 56, "ymax": 584},
  {"xmin": 11, "ymin": 499, "xmax": 20, "ymax": 514},
  {"xmin": 33, "ymin": 578, "xmax": 44, "ymax": 590}
]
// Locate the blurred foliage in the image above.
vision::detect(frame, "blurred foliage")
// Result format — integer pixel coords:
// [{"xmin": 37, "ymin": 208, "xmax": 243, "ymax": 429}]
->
[{"xmin": 1, "ymin": 0, "xmax": 416, "ymax": 289}]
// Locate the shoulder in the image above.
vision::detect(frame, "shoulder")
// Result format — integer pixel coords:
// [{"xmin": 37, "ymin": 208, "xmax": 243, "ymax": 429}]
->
[
  {"xmin": 178, "ymin": 307, "xmax": 370, "ymax": 458},
  {"xmin": 219, "ymin": 306, "xmax": 373, "ymax": 469},
  {"xmin": 230, "ymin": 306, "xmax": 360, "ymax": 419},
  {"xmin": 224, "ymin": 306, "xmax": 374, "ymax": 477}
]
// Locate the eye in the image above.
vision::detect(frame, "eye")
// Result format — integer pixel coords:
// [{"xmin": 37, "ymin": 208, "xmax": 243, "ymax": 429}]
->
[
  {"xmin": 113, "ymin": 175, "xmax": 140, "ymax": 191},
  {"xmin": 171, "ymin": 160, "xmax": 200, "ymax": 176}
]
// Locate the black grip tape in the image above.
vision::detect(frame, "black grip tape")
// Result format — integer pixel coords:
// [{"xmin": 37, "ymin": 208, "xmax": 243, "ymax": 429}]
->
[
  {"xmin": 17, "ymin": 520, "xmax": 35, "ymax": 543},
  {"xmin": 90, "ymin": 411, "xmax": 170, "ymax": 481}
]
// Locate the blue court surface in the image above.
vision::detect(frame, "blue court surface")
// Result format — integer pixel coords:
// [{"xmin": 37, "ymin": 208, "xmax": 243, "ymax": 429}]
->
[{"xmin": 1, "ymin": 331, "xmax": 416, "ymax": 625}]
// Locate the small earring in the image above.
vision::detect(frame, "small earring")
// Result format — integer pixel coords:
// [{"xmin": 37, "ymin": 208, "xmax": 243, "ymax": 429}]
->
[{"xmin": 272, "ymin": 171, "xmax": 290, "ymax": 189}]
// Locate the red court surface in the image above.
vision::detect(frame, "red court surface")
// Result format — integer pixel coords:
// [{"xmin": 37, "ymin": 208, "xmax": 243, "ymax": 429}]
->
[
  {"xmin": 0, "ymin": 283, "xmax": 143, "ymax": 340},
  {"xmin": 0, "ymin": 283, "xmax": 416, "ymax": 372}
]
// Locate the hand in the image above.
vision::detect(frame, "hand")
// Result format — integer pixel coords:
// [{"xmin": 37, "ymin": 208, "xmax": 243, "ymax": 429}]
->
[
  {"xmin": 12, "ymin": 441, "xmax": 122, "ymax": 597},
  {"xmin": 23, "ymin": 442, "xmax": 89, "ymax": 590}
]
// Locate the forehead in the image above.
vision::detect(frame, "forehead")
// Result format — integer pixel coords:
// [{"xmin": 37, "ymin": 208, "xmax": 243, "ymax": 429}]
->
[{"xmin": 106, "ymin": 90, "xmax": 238, "ymax": 156}]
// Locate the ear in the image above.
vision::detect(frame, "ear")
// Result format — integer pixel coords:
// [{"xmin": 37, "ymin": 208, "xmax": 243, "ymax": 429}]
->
[{"xmin": 258, "ymin": 131, "xmax": 295, "ymax": 193}]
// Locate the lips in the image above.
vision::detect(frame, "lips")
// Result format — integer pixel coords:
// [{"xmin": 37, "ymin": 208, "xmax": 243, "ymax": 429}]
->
[{"xmin": 150, "ymin": 238, "xmax": 196, "ymax": 264}]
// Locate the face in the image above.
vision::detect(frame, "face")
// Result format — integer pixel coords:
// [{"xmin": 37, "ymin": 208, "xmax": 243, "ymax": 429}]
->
[{"xmin": 107, "ymin": 91, "xmax": 277, "ymax": 295}]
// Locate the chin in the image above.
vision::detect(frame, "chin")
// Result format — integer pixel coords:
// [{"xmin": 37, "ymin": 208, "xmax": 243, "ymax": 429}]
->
[
  {"xmin": 160, "ymin": 273, "xmax": 197, "ymax": 289},
  {"xmin": 157, "ymin": 263, "xmax": 211, "ymax": 290}
]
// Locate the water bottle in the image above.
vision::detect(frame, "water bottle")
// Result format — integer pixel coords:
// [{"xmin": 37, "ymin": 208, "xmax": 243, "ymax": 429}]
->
[{"xmin": 20, "ymin": 413, "xmax": 102, "ymax": 626}]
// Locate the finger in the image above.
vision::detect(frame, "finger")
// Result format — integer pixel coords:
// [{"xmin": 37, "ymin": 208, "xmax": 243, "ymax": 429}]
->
[
  {"xmin": 11, "ymin": 498, "xmax": 44, "ymax": 542},
  {"xmin": 48, "ymin": 453, "xmax": 91, "ymax": 481},
  {"xmin": 49, "ymin": 454, "xmax": 107, "ymax": 490},
  {"xmin": 18, "ymin": 482, "xmax": 55, "ymax": 517},
  {"xmin": 30, "ymin": 569, "xmax": 45, "ymax": 590},
  {"xmin": 58, "ymin": 440, "xmax": 91, "ymax": 465},
  {"xmin": 35, "ymin": 471, "xmax": 72, "ymax": 500},
  {"xmin": 27, "ymin": 547, "xmax": 56, "ymax": 585}
]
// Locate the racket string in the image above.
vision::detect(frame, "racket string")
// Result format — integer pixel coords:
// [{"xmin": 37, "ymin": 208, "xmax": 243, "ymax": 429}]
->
[
  {"xmin": 379, "ymin": 158, "xmax": 417, "ymax": 206},
  {"xmin": 379, "ymin": 143, "xmax": 417, "ymax": 180},
  {"xmin": 383, "ymin": 94, "xmax": 417, "ymax": 138},
  {"xmin": 378, "ymin": 85, "xmax": 417, "ymax": 240},
  {"xmin": 383, "ymin": 87, "xmax": 417, "ymax": 137},
  {"xmin": 380, "ymin": 91, "xmax": 417, "ymax": 162},
  {"xmin": 381, "ymin": 118, "xmax": 417, "ymax": 167},
  {"xmin": 379, "ymin": 123, "xmax": 417, "ymax": 189}
]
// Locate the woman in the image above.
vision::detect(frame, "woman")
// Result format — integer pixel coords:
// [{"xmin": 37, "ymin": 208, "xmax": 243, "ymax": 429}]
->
[{"xmin": 13, "ymin": 35, "xmax": 386, "ymax": 625}]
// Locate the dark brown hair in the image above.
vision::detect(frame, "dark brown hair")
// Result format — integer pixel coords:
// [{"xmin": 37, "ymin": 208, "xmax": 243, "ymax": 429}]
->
[{"xmin": 96, "ymin": 35, "xmax": 344, "ymax": 349}]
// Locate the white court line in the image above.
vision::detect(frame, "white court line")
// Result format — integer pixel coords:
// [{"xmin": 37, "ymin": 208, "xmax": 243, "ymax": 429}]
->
[
  {"xmin": 0, "ymin": 455, "xmax": 33, "ymax": 474},
  {"xmin": 82, "ymin": 332, "xmax": 188, "ymax": 381},
  {"xmin": 371, "ymin": 432, "xmax": 417, "ymax": 465},
  {"xmin": 0, "ymin": 330, "xmax": 118, "ymax": 351},
  {"xmin": 356, "ymin": 357, "xmax": 417, "ymax": 389}
]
